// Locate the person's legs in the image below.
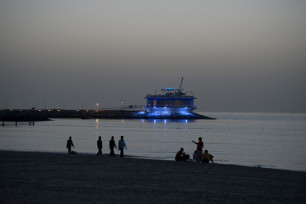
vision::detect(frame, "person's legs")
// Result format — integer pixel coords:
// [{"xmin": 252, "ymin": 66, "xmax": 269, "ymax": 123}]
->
[
  {"xmin": 183, "ymin": 154, "xmax": 190, "ymax": 161},
  {"xmin": 120, "ymin": 148, "xmax": 124, "ymax": 157},
  {"xmin": 197, "ymin": 150, "xmax": 203, "ymax": 162},
  {"xmin": 110, "ymin": 149, "xmax": 115, "ymax": 157},
  {"xmin": 202, "ymin": 159, "xmax": 209, "ymax": 163}
]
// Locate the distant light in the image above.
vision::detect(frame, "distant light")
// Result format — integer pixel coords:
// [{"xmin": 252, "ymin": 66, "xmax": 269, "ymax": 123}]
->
[
  {"xmin": 134, "ymin": 111, "xmax": 146, "ymax": 116},
  {"xmin": 38, "ymin": 110, "xmax": 42, "ymax": 112},
  {"xmin": 48, "ymin": 109, "xmax": 51, "ymax": 112},
  {"xmin": 185, "ymin": 120, "xmax": 188, "ymax": 123},
  {"xmin": 57, "ymin": 109, "xmax": 61, "ymax": 112}
]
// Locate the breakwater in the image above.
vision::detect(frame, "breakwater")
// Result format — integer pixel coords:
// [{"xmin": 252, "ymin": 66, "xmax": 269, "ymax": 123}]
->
[{"xmin": 0, "ymin": 108, "xmax": 215, "ymax": 122}]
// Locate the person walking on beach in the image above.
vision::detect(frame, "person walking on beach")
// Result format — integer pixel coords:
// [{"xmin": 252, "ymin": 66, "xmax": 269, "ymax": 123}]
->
[
  {"xmin": 192, "ymin": 137, "xmax": 204, "ymax": 158},
  {"xmin": 118, "ymin": 136, "xmax": 127, "ymax": 157},
  {"xmin": 66, "ymin": 136, "xmax": 74, "ymax": 153},
  {"xmin": 97, "ymin": 136, "xmax": 103, "ymax": 156},
  {"xmin": 201, "ymin": 150, "xmax": 214, "ymax": 163},
  {"xmin": 109, "ymin": 136, "xmax": 117, "ymax": 157}
]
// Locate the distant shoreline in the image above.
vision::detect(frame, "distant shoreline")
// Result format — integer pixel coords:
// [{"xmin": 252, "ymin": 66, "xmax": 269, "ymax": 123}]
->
[{"xmin": 1, "ymin": 150, "xmax": 306, "ymax": 203}]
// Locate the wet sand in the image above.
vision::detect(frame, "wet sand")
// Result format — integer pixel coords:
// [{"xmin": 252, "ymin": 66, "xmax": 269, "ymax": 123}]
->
[{"xmin": 1, "ymin": 151, "xmax": 305, "ymax": 203}]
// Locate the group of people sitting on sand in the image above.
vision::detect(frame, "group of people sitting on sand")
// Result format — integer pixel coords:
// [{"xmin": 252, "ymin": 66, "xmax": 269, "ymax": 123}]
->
[
  {"xmin": 66, "ymin": 135, "xmax": 127, "ymax": 157},
  {"xmin": 175, "ymin": 137, "xmax": 214, "ymax": 163}
]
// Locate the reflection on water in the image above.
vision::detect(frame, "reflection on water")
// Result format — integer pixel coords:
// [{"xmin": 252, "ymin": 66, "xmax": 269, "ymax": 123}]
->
[
  {"xmin": 95, "ymin": 119, "xmax": 99, "ymax": 128},
  {"xmin": 144, "ymin": 119, "xmax": 193, "ymax": 123},
  {"xmin": 0, "ymin": 112, "xmax": 306, "ymax": 172}
]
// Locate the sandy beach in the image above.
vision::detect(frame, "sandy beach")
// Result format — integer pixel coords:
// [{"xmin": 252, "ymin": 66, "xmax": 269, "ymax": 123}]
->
[{"xmin": 0, "ymin": 151, "xmax": 305, "ymax": 203}]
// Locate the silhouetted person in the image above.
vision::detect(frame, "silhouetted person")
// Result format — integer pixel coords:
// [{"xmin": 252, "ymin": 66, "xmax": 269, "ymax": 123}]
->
[
  {"xmin": 118, "ymin": 136, "xmax": 127, "ymax": 157},
  {"xmin": 175, "ymin": 148, "xmax": 189, "ymax": 161},
  {"xmin": 66, "ymin": 136, "xmax": 74, "ymax": 153},
  {"xmin": 201, "ymin": 150, "xmax": 214, "ymax": 163},
  {"xmin": 192, "ymin": 137, "xmax": 204, "ymax": 158},
  {"xmin": 109, "ymin": 136, "xmax": 117, "ymax": 157},
  {"xmin": 193, "ymin": 150, "xmax": 201, "ymax": 163},
  {"xmin": 97, "ymin": 136, "xmax": 102, "ymax": 156}
]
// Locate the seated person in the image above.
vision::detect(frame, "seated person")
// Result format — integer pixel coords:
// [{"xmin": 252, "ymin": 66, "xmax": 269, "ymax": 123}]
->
[
  {"xmin": 175, "ymin": 148, "xmax": 189, "ymax": 161},
  {"xmin": 192, "ymin": 150, "xmax": 201, "ymax": 163},
  {"xmin": 201, "ymin": 150, "xmax": 214, "ymax": 163}
]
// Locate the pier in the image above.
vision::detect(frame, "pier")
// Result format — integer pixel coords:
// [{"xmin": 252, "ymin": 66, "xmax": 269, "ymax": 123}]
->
[{"xmin": 0, "ymin": 107, "xmax": 215, "ymax": 121}]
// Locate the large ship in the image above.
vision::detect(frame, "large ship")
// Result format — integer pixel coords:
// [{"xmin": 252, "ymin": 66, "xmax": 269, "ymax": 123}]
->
[
  {"xmin": 145, "ymin": 78, "xmax": 195, "ymax": 117},
  {"xmin": 133, "ymin": 78, "xmax": 213, "ymax": 119}
]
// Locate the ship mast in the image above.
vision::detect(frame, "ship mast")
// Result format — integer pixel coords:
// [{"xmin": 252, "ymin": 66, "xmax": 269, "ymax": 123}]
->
[{"xmin": 178, "ymin": 77, "xmax": 184, "ymax": 94}]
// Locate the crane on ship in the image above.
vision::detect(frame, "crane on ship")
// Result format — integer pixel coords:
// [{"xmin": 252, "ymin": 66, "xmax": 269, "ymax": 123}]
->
[{"xmin": 178, "ymin": 77, "xmax": 184, "ymax": 95}]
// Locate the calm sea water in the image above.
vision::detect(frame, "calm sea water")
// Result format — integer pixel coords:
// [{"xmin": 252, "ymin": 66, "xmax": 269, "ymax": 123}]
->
[{"xmin": 1, "ymin": 112, "xmax": 306, "ymax": 172}]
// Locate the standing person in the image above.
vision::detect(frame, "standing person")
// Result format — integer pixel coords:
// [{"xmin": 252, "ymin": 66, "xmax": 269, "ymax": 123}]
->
[
  {"xmin": 118, "ymin": 136, "xmax": 127, "ymax": 157},
  {"xmin": 97, "ymin": 136, "xmax": 102, "ymax": 156},
  {"xmin": 192, "ymin": 137, "xmax": 204, "ymax": 158},
  {"xmin": 66, "ymin": 136, "xmax": 74, "ymax": 153},
  {"xmin": 109, "ymin": 136, "xmax": 117, "ymax": 157}
]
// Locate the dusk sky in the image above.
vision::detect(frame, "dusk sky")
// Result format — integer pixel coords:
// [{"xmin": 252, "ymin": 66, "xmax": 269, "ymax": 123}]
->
[{"xmin": 1, "ymin": 0, "xmax": 306, "ymax": 112}]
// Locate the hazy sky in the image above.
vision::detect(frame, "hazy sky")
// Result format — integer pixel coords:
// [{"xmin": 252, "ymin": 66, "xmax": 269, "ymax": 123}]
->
[{"xmin": 1, "ymin": 0, "xmax": 306, "ymax": 112}]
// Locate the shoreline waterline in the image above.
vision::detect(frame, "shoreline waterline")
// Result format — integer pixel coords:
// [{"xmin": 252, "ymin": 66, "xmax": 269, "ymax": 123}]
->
[{"xmin": 1, "ymin": 149, "xmax": 305, "ymax": 173}]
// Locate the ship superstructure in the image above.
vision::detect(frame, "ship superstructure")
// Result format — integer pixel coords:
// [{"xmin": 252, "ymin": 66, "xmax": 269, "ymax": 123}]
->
[{"xmin": 145, "ymin": 78, "xmax": 196, "ymax": 117}]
